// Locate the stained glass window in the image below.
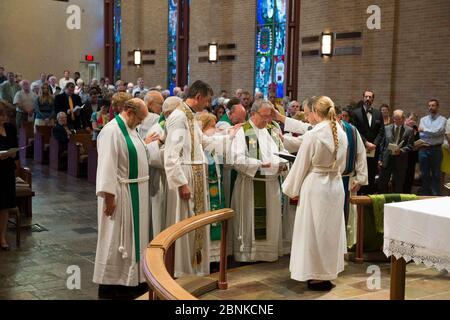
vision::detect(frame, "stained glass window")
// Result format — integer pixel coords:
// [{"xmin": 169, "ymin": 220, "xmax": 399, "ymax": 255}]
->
[
  {"xmin": 113, "ymin": 0, "xmax": 122, "ymax": 81},
  {"xmin": 255, "ymin": 0, "xmax": 287, "ymax": 98},
  {"xmin": 168, "ymin": 0, "xmax": 178, "ymax": 94}
]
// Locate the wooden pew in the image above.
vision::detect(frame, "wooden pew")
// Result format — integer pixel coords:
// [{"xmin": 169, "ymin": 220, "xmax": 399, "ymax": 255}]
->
[
  {"xmin": 18, "ymin": 122, "xmax": 34, "ymax": 165},
  {"xmin": 34, "ymin": 125, "xmax": 53, "ymax": 164},
  {"xmin": 88, "ymin": 145, "xmax": 98, "ymax": 184},
  {"xmin": 67, "ymin": 133, "xmax": 93, "ymax": 177},
  {"xmin": 49, "ymin": 136, "xmax": 68, "ymax": 171},
  {"xmin": 15, "ymin": 163, "xmax": 35, "ymax": 218}
]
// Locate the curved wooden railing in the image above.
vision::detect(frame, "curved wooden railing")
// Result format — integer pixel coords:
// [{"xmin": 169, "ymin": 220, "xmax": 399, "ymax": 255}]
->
[
  {"xmin": 143, "ymin": 208, "xmax": 234, "ymax": 300},
  {"xmin": 349, "ymin": 195, "xmax": 437, "ymax": 263}
]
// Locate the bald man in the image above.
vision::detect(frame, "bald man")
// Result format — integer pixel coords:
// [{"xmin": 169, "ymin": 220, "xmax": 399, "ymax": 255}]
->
[
  {"xmin": 94, "ymin": 98, "xmax": 152, "ymax": 299},
  {"xmin": 139, "ymin": 90, "xmax": 164, "ymax": 139},
  {"xmin": 215, "ymin": 97, "xmax": 248, "ymax": 207},
  {"xmin": 216, "ymin": 97, "xmax": 247, "ymax": 130},
  {"xmin": 378, "ymin": 109, "xmax": 415, "ymax": 193}
]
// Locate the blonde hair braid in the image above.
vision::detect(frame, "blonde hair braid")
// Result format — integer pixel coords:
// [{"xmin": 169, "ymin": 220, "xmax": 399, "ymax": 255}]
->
[
  {"xmin": 313, "ymin": 96, "xmax": 339, "ymax": 163},
  {"xmin": 328, "ymin": 108, "xmax": 339, "ymax": 163}
]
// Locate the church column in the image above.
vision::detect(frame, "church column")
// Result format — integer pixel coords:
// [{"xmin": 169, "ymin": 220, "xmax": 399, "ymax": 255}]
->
[
  {"xmin": 285, "ymin": 0, "xmax": 301, "ymax": 100},
  {"xmin": 104, "ymin": 0, "xmax": 115, "ymax": 79},
  {"xmin": 177, "ymin": 0, "xmax": 190, "ymax": 87}
]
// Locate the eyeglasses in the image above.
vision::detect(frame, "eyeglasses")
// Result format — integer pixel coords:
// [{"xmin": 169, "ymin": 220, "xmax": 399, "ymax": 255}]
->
[{"xmin": 255, "ymin": 111, "xmax": 272, "ymax": 119}]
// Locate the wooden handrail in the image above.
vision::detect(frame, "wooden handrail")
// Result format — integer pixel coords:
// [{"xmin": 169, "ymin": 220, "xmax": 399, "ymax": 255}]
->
[
  {"xmin": 143, "ymin": 208, "xmax": 234, "ymax": 300},
  {"xmin": 150, "ymin": 208, "xmax": 234, "ymax": 249}
]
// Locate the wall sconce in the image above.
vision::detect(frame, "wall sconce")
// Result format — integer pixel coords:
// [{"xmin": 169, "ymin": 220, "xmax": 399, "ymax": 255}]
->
[
  {"xmin": 208, "ymin": 43, "xmax": 218, "ymax": 63},
  {"xmin": 320, "ymin": 32, "xmax": 334, "ymax": 57},
  {"xmin": 134, "ymin": 49, "xmax": 142, "ymax": 66}
]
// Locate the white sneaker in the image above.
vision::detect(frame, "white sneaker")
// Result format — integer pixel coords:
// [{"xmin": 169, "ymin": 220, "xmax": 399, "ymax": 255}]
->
[{"xmin": 445, "ymin": 183, "xmax": 450, "ymax": 190}]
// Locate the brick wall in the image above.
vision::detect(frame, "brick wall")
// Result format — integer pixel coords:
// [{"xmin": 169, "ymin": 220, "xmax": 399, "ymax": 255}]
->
[
  {"xmin": 119, "ymin": 0, "xmax": 450, "ymax": 117},
  {"xmin": 297, "ymin": 0, "xmax": 450, "ymax": 117},
  {"xmin": 392, "ymin": 0, "xmax": 450, "ymax": 118},
  {"xmin": 121, "ymin": 0, "xmax": 168, "ymax": 88},
  {"xmin": 298, "ymin": 0, "xmax": 396, "ymax": 110},
  {"xmin": 188, "ymin": 0, "xmax": 256, "ymax": 95}
]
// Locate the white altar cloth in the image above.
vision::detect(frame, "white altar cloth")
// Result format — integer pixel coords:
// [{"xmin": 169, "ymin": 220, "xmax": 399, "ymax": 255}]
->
[{"xmin": 383, "ymin": 197, "xmax": 450, "ymax": 271}]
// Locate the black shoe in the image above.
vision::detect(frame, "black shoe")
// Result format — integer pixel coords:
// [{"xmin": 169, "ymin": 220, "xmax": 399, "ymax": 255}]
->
[
  {"xmin": 1, "ymin": 244, "xmax": 10, "ymax": 251},
  {"xmin": 307, "ymin": 280, "xmax": 335, "ymax": 291},
  {"xmin": 129, "ymin": 283, "xmax": 149, "ymax": 299}
]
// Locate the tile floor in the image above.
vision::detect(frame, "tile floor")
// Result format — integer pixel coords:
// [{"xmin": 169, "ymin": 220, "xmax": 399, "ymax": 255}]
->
[{"xmin": 1, "ymin": 161, "xmax": 449, "ymax": 300}]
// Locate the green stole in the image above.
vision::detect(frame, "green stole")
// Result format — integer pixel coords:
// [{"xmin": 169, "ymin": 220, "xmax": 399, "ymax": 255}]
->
[
  {"xmin": 243, "ymin": 121, "xmax": 282, "ymax": 240},
  {"xmin": 158, "ymin": 113, "xmax": 166, "ymax": 130},
  {"xmin": 218, "ymin": 113, "xmax": 233, "ymax": 126},
  {"xmin": 207, "ymin": 153, "xmax": 225, "ymax": 241},
  {"xmin": 115, "ymin": 115, "xmax": 141, "ymax": 263}
]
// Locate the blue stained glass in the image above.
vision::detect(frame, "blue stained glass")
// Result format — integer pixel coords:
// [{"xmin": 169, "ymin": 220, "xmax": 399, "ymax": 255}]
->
[
  {"xmin": 168, "ymin": 0, "xmax": 178, "ymax": 93},
  {"xmin": 113, "ymin": 0, "xmax": 122, "ymax": 81},
  {"xmin": 256, "ymin": 26, "xmax": 273, "ymax": 56},
  {"xmin": 274, "ymin": 24, "xmax": 286, "ymax": 56},
  {"xmin": 275, "ymin": 0, "xmax": 286, "ymax": 24},
  {"xmin": 255, "ymin": 0, "xmax": 286, "ymax": 98},
  {"xmin": 257, "ymin": 0, "xmax": 275, "ymax": 25},
  {"xmin": 255, "ymin": 55, "xmax": 272, "ymax": 97}
]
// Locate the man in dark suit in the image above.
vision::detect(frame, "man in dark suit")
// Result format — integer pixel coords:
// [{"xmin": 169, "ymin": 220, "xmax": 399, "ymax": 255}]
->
[
  {"xmin": 54, "ymin": 82, "xmax": 86, "ymax": 131},
  {"xmin": 378, "ymin": 109, "xmax": 415, "ymax": 193},
  {"xmin": 351, "ymin": 90, "xmax": 385, "ymax": 194}
]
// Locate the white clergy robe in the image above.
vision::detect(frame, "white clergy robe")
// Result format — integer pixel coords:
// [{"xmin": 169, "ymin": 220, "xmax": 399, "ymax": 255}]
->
[
  {"xmin": 282, "ymin": 121, "xmax": 348, "ymax": 281},
  {"xmin": 284, "ymin": 117, "xmax": 311, "ymax": 135},
  {"xmin": 230, "ymin": 120, "xmax": 285, "ymax": 262},
  {"xmin": 215, "ymin": 120, "xmax": 234, "ymax": 207},
  {"xmin": 343, "ymin": 126, "xmax": 368, "ymax": 248},
  {"xmin": 138, "ymin": 112, "xmax": 160, "ymax": 139},
  {"xmin": 146, "ymin": 122, "xmax": 168, "ymax": 239},
  {"xmin": 283, "ymin": 133, "xmax": 304, "ymax": 154},
  {"xmin": 280, "ymin": 118, "xmax": 311, "ymax": 251},
  {"xmin": 93, "ymin": 115, "xmax": 150, "ymax": 286},
  {"xmin": 164, "ymin": 107, "xmax": 229, "ymax": 277}
]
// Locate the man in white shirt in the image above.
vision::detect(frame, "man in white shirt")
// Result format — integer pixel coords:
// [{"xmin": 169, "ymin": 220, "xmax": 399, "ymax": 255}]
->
[
  {"xmin": 418, "ymin": 99, "xmax": 447, "ymax": 195},
  {"xmin": 59, "ymin": 70, "xmax": 75, "ymax": 90},
  {"xmin": 13, "ymin": 80, "xmax": 36, "ymax": 128}
]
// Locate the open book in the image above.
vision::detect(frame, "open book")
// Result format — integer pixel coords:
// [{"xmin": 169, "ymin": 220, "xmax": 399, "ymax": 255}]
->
[
  {"xmin": 72, "ymin": 104, "xmax": 86, "ymax": 113},
  {"xmin": 274, "ymin": 152, "xmax": 296, "ymax": 163},
  {"xmin": 388, "ymin": 143, "xmax": 400, "ymax": 153},
  {"xmin": 366, "ymin": 148, "xmax": 376, "ymax": 158},
  {"xmin": 414, "ymin": 139, "xmax": 429, "ymax": 148},
  {"xmin": 0, "ymin": 146, "xmax": 28, "ymax": 156}
]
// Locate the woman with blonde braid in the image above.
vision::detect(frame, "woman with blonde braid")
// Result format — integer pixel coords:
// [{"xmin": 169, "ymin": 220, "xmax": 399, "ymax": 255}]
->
[{"xmin": 282, "ymin": 96, "xmax": 348, "ymax": 291}]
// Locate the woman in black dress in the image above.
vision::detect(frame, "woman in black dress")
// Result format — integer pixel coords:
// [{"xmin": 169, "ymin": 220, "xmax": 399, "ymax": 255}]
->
[{"xmin": 0, "ymin": 101, "xmax": 18, "ymax": 250}]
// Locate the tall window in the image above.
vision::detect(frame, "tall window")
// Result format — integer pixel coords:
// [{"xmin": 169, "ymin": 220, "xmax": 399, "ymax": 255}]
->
[
  {"xmin": 113, "ymin": 0, "xmax": 122, "ymax": 81},
  {"xmin": 255, "ymin": 0, "xmax": 287, "ymax": 98},
  {"xmin": 168, "ymin": 0, "xmax": 178, "ymax": 93}
]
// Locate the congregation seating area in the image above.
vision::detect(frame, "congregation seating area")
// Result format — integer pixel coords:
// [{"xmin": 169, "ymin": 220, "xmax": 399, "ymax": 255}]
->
[
  {"xmin": 18, "ymin": 123, "xmax": 97, "ymax": 180},
  {"xmin": 8, "ymin": 123, "xmax": 98, "ymax": 245}
]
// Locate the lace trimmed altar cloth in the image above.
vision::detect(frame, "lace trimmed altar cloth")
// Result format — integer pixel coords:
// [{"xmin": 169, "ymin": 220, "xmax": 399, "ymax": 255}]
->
[{"xmin": 383, "ymin": 197, "xmax": 450, "ymax": 272}]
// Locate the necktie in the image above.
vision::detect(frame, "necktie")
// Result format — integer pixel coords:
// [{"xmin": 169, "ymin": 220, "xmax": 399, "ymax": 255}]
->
[
  {"xmin": 394, "ymin": 126, "xmax": 401, "ymax": 144},
  {"xmin": 68, "ymin": 96, "xmax": 75, "ymax": 120}
]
